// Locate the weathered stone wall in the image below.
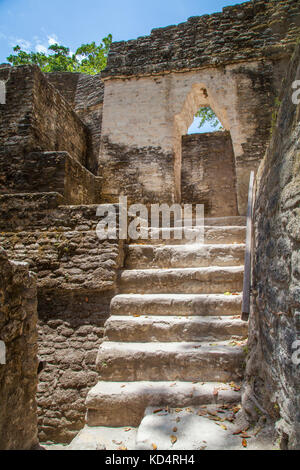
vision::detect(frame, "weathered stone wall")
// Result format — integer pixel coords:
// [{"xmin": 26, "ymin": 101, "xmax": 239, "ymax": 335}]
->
[
  {"xmin": 99, "ymin": 137, "xmax": 174, "ymax": 204},
  {"xmin": 0, "ymin": 248, "xmax": 38, "ymax": 450},
  {"xmin": 0, "ymin": 200, "xmax": 124, "ymax": 442},
  {"xmin": 100, "ymin": 57, "xmax": 287, "ymax": 212},
  {"xmin": 181, "ymin": 131, "xmax": 238, "ymax": 216},
  {"xmin": 0, "ymin": 65, "xmax": 88, "ymax": 193},
  {"xmin": 103, "ymin": 0, "xmax": 300, "ymax": 78},
  {"xmin": 75, "ymin": 74, "xmax": 104, "ymax": 175},
  {"xmin": 45, "ymin": 72, "xmax": 81, "ymax": 105},
  {"xmin": 243, "ymin": 43, "xmax": 300, "ymax": 450},
  {"xmin": 46, "ymin": 72, "xmax": 104, "ymax": 174},
  {"xmin": 0, "ymin": 151, "xmax": 101, "ymax": 204}
]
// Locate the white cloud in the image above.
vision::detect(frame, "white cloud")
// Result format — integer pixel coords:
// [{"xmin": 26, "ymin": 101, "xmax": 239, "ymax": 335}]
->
[
  {"xmin": 35, "ymin": 44, "xmax": 47, "ymax": 54},
  {"xmin": 48, "ymin": 34, "xmax": 59, "ymax": 46},
  {"xmin": 10, "ymin": 37, "xmax": 31, "ymax": 52}
]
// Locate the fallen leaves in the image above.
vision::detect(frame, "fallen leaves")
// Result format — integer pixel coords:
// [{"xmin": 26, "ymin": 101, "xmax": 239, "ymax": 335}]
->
[
  {"xmin": 242, "ymin": 439, "xmax": 247, "ymax": 448},
  {"xmin": 170, "ymin": 435, "xmax": 177, "ymax": 445},
  {"xmin": 152, "ymin": 443, "xmax": 157, "ymax": 450},
  {"xmin": 219, "ymin": 424, "xmax": 228, "ymax": 431},
  {"xmin": 229, "ymin": 382, "xmax": 241, "ymax": 392},
  {"xmin": 153, "ymin": 408, "xmax": 163, "ymax": 414}
]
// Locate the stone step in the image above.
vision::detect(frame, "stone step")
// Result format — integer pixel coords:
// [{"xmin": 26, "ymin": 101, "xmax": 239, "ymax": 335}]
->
[
  {"xmin": 119, "ymin": 266, "xmax": 244, "ymax": 294},
  {"xmin": 110, "ymin": 293, "xmax": 242, "ymax": 317},
  {"xmin": 105, "ymin": 315, "xmax": 248, "ymax": 342},
  {"xmin": 130, "ymin": 226, "xmax": 246, "ymax": 245},
  {"xmin": 96, "ymin": 341, "xmax": 245, "ymax": 383},
  {"xmin": 204, "ymin": 226, "xmax": 246, "ymax": 245},
  {"xmin": 180, "ymin": 216, "xmax": 246, "ymax": 226},
  {"xmin": 85, "ymin": 381, "xmax": 242, "ymax": 427},
  {"xmin": 125, "ymin": 244, "xmax": 245, "ymax": 269},
  {"xmin": 68, "ymin": 425, "xmax": 137, "ymax": 450}
]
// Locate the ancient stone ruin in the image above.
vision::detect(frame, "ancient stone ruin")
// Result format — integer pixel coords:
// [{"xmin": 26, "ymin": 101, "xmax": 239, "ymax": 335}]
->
[{"xmin": 0, "ymin": 0, "xmax": 299, "ymax": 450}]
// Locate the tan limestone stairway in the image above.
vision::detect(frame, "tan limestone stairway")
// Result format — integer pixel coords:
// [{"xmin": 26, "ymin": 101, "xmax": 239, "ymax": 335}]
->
[{"xmin": 72, "ymin": 216, "xmax": 248, "ymax": 448}]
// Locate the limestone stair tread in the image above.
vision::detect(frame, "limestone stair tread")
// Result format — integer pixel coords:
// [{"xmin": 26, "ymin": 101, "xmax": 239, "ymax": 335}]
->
[
  {"xmin": 110, "ymin": 293, "xmax": 243, "ymax": 316},
  {"xmin": 105, "ymin": 315, "xmax": 248, "ymax": 342},
  {"xmin": 125, "ymin": 243, "xmax": 245, "ymax": 268},
  {"xmin": 96, "ymin": 340, "xmax": 246, "ymax": 382},
  {"xmin": 85, "ymin": 380, "xmax": 242, "ymax": 428},
  {"xmin": 120, "ymin": 265, "xmax": 244, "ymax": 294},
  {"xmin": 176, "ymin": 216, "xmax": 246, "ymax": 226},
  {"xmin": 131, "ymin": 225, "xmax": 246, "ymax": 245}
]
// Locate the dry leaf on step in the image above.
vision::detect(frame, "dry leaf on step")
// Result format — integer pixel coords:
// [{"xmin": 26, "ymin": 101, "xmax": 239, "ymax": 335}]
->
[
  {"xmin": 241, "ymin": 432, "xmax": 251, "ymax": 438},
  {"xmin": 242, "ymin": 439, "xmax": 247, "ymax": 448},
  {"xmin": 152, "ymin": 443, "xmax": 157, "ymax": 450},
  {"xmin": 170, "ymin": 435, "xmax": 177, "ymax": 445},
  {"xmin": 153, "ymin": 408, "xmax": 163, "ymax": 414}
]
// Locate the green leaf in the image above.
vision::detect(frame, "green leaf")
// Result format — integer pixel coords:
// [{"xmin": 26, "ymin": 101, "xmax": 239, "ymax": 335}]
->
[{"xmin": 6, "ymin": 35, "xmax": 112, "ymax": 75}]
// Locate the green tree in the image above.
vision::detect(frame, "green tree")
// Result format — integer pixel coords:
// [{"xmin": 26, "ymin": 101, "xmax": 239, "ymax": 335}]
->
[
  {"xmin": 7, "ymin": 35, "xmax": 112, "ymax": 75},
  {"xmin": 75, "ymin": 35, "xmax": 112, "ymax": 75},
  {"xmin": 195, "ymin": 107, "xmax": 222, "ymax": 129}
]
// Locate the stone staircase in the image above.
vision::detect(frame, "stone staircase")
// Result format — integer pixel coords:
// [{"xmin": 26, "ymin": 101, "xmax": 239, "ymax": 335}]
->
[{"xmin": 73, "ymin": 216, "xmax": 248, "ymax": 448}]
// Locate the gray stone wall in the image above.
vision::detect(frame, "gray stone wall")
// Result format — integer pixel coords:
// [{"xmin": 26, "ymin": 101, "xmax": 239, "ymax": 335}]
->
[
  {"xmin": 46, "ymin": 71, "xmax": 104, "ymax": 174},
  {"xmin": 243, "ymin": 43, "xmax": 300, "ymax": 450},
  {"xmin": 0, "ymin": 248, "xmax": 38, "ymax": 450},
  {"xmin": 103, "ymin": 0, "xmax": 300, "ymax": 78},
  {"xmin": 99, "ymin": 137, "xmax": 174, "ymax": 204},
  {"xmin": 0, "ymin": 151, "xmax": 101, "ymax": 204},
  {"xmin": 0, "ymin": 202, "xmax": 124, "ymax": 442},
  {"xmin": 0, "ymin": 65, "xmax": 88, "ymax": 193},
  {"xmin": 181, "ymin": 131, "xmax": 238, "ymax": 216}
]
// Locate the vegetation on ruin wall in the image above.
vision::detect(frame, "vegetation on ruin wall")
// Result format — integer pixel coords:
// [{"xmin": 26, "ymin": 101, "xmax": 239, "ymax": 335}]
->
[
  {"xmin": 7, "ymin": 35, "xmax": 112, "ymax": 75},
  {"xmin": 195, "ymin": 107, "xmax": 222, "ymax": 130}
]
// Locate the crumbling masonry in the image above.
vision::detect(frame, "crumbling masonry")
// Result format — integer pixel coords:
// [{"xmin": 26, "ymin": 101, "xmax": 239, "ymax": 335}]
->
[{"xmin": 0, "ymin": 0, "xmax": 299, "ymax": 450}]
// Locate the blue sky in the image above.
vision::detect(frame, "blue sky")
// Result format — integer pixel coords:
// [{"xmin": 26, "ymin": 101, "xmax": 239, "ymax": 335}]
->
[{"xmin": 0, "ymin": 0, "xmax": 244, "ymax": 132}]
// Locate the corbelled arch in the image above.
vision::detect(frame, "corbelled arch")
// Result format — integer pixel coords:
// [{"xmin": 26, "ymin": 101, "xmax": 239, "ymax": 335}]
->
[{"xmin": 172, "ymin": 81, "xmax": 230, "ymax": 202}]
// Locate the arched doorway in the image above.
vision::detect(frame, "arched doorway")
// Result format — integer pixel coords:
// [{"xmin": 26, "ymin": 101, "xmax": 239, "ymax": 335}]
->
[{"xmin": 173, "ymin": 84, "xmax": 238, "ymax": 216}]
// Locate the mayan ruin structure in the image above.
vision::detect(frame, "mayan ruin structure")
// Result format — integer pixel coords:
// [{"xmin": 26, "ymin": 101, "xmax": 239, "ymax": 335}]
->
[{"xmin": 0, "ymin": 0, "xmax": 300, "ymax": 451}]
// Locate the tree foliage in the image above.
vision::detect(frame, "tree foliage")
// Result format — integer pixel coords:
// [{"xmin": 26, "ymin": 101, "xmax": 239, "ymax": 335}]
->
[
  {"xmin": 7, "ymin": 35, "xmax": 112, "ymax": 75},
  {"xmin": 195, "ymin": 107, "xmax": 222, "ymax": 129}
]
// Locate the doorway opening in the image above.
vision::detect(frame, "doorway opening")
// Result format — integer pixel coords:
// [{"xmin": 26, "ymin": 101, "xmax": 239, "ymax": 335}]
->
[{"xmin": 188, "ymin": 107, "xmax": 223, "ymax": 134}]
